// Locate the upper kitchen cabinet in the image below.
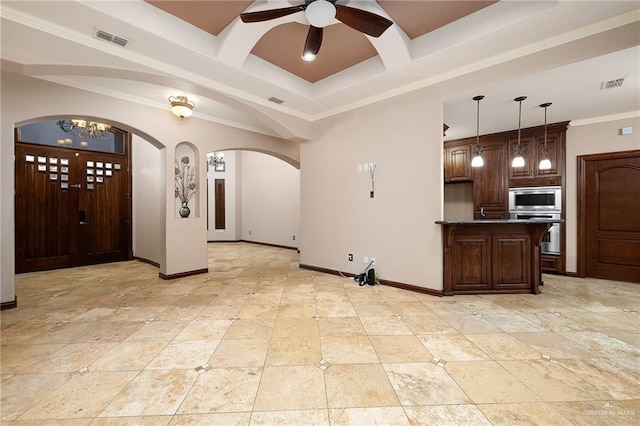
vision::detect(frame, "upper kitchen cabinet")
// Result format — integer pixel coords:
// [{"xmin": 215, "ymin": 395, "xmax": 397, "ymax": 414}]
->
[
  {"xmin": 472, "ymin": 140, "xmax": 509, "ymax": 219},
  {"xmin": 444, "ymin": 143, "xmax": 472, "ymax": 182},
  {"xmin": 508, "ymin": 122, "xmax": 567, "ymax": 186}
]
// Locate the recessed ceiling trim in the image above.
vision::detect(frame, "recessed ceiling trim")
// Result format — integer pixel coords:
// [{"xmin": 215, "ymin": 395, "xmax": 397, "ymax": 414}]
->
[{"xmin": 569, "ymin": 110, "xmax": 640, "ymax": 127}]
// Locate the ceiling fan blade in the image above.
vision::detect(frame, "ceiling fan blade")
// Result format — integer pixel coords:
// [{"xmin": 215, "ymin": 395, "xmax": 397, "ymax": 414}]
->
[
  {"xmin": 303, "ymin": 25, "xmax": 323, "ymax": 59},
  {"xmin": 240, "ymin": 5, "xmax": 306, "ymax": 23},
  {"xmin": 335, "ymin": 4, "xmax": 392, "ymax": 37}
]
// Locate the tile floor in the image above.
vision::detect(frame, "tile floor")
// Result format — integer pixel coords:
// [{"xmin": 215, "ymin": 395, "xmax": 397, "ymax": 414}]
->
[{"xmin": 1, "ymin": 242, "xmax": 639, "ymax": 425}]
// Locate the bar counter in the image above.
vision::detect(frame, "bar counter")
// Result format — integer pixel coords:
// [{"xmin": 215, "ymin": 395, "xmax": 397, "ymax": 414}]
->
[{"xmin": 435, "ymin": 219, "xmax": 562, "ymax": 295}]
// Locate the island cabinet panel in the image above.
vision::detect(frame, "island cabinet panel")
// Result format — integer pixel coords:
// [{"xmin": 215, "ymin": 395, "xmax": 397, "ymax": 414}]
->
[
  {"xmin": 451, "ymin": 235, "xmax": 491, "ymax": 291},
  {"xmin": 492, "ymin": 234, "xmax": 531, "ymax": 290},
  {"xmin": 437, "ymin": 220, "xmax": 554, "ymax": 295}
]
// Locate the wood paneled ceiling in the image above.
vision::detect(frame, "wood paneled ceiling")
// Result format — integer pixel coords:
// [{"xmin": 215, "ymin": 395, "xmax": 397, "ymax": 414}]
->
[{"xmin": 146, "ymin": 0, "xmax": 497, "ymax": 83}]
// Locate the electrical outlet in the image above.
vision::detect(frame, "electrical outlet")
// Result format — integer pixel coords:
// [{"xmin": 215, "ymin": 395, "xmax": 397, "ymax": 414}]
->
[
  {"xmin": 348, "ymin": 253, "xmax": 353, "ymax": 262},
  {"xmin": 292, "ymin": 235, "xmax": 296, "ymax": 240},
  {"xmin": 357, "ymin": 164, "xmax": 362, "ymax": 172},
  {"xmin": 363, "ymin": 256, "xmax": 368, "ymax": 264}
]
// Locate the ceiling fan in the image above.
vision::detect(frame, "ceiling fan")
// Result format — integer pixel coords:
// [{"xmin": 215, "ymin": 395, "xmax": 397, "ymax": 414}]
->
[{"xmin": 240, "ymin": 0, "xmax": 393, "ymax": 61}]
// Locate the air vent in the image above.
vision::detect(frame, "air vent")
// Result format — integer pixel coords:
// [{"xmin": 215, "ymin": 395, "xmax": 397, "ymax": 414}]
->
[
  {"xmin": 94, "ymin": 29, "xmax": 129, "ymax": 47},
  {"xmin": 268, "ymin": 96, "xmax": 284, "ymax": 104},
  {"xmin": 601, "ymin": 76, "xmax": 627, "ymax": 90}
]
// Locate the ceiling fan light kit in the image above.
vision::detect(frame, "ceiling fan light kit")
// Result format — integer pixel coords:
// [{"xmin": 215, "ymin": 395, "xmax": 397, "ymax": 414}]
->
[{"xmin": 240, "ymin": 0, "xmax": 393, "ymax": 62}]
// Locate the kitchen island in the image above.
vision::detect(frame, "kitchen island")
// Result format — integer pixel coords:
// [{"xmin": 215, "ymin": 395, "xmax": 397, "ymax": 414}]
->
[{"xmin": 435, "ymin": 219, "xmax": 562, "ymax": 295}]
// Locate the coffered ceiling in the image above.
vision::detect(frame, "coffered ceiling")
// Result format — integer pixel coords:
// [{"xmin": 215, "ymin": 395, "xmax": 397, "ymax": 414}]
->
[{"xmin": 1, "ymin": 1, "xmax": 639, "ymax": 142}]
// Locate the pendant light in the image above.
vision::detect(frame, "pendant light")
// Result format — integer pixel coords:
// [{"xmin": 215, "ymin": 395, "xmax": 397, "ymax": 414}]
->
[
  {"xmin": 538, "ymin": 102, "xmax": 552, "ymax": 170},
  {"xmin": 512, "ymin": 96, "xmax": 526, "ymax": 168},
  {"xmin": 470, "ymin": 95, "xmax": 485, "ymax": 168}
]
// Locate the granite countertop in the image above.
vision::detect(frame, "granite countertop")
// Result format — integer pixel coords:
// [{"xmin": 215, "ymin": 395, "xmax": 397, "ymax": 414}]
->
[{"xmin": 435, "ymin": 219, "xmax": 564, "ymax": 225}]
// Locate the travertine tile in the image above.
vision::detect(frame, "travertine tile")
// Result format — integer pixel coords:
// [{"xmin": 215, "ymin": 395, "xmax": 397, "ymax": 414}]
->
[
  {"xmin": 208, "ymin": 338, "xmax": 270, "ymax": 367},
  {"xmin": 320, "ymin": 335, "xmax": 379, "ymax": 364},
  {"xmin": 324, "ymin": 364, "xmax": 399, "ymax": 408},
  {"xmin": 19, "ymin": 371, "xmax": 138, "ymax": 420},
  {"xmin": 478, "ymin": 402, "xmax": 574, "ymax": 425},
  {"xmin": 178, "ymin": 367, "xmax": 262, "ymax": 413},
  {"xmin": 384, "ymin": 362, "xmax": 470, "ymax": 405},
  {"xmin": 404, "ymin": 405, "xmax": 492, "ymax": 425},
  {"xmin": 445, "ymin": 361, "xmax": 542, "ymax": 403},
  {"xmin": 329, "ymin": 407, "xmax": 409, "ymax": 425},
  {"xmin": 4, "ymin": 244, "xmax": 638, "ymax": 425},
  {"xmin": 0, "ymin": 373, "xmax": 69, "ymax": 421},
  {"xmin": 499, "ymin": 359, "xmax": 612, "ymax": 401},
  {"xmin": 418, "ymin": 334, "xmax": 490, "ymax": 361},
  {"xmin": 251, "ymin": 409, "xmax": 329, "ymax": 425},
  {"xmin": 369, "ymin": 335, "xmax": 433, "ymax": 363},
  {"xmin": 99, "ymin": 369, "xmax": 198, "ymax": 417},
  {"xmin": 253, "ymin": 366, "xmax": 326, "ymax": 411}
]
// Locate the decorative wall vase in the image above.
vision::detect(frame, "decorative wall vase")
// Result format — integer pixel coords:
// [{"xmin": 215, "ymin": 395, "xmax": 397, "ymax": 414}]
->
[{"xmin": 179, "ymin": 202, "xmax": 191, "ymax": 218}]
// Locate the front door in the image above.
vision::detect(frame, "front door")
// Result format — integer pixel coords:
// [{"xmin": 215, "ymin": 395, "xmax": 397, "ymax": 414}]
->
[
  {"xmin": 15, "ymin": 142, "xmax": 132, "ymax": 273},
  {"xmin": 578, "ymin": 150, "xmax": 640, "ymax": 283}
]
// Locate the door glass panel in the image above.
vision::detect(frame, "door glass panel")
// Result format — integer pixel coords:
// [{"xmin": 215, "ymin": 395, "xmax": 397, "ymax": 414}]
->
[{"xmin": 18, "ymin": 119, "xmax": 125, "ymax": 154}]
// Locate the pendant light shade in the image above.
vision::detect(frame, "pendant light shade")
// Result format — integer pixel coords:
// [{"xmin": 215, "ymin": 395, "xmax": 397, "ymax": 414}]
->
[
  {"xmin": 512, "ymin": 96, "xmax": 527, "ymax": 168},
  {"xmin": 538, "ymin": 102, "xmax": 552, "ymax": 170},
  {"xmin": 471, "ymin": 95, "xmax": 484, "ymax": 168}
]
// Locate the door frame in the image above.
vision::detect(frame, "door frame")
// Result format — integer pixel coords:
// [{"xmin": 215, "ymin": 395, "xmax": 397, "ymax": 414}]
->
[{"xmin": 576, "ymin": 149, "xmax": 640, "ymax": 278}]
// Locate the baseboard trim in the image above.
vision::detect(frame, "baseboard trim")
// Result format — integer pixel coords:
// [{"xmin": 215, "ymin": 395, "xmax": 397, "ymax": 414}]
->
[
  {"xmin": 565, "ymin": 271, "xmax": 580, "ymax": 278},
  {"xmin": 159, "ymin": 268, "xmax": 208, "ymax": 280},
  {"xmin": 1, "ymin": 296, "xmax": 17, "ymax": 310},
  {"xmin": 299, "ymin": 264, "xmax": 443, "ymax": 297},
  {"xmin": 207, "ymin": 240, "xmax": 298, "ymax": 251},
  {"xmin": 134, "ymin": 256, "xmax": 160, "ymax": 268}
]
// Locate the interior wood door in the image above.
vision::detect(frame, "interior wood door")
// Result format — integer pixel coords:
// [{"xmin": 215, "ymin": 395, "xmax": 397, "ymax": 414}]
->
[
  {"xmin": 579, "ymin": 150, "xmax": 640, "ymax": 283},
  {"xmin": 15, "ymin": 142, "xmax": 131, "ymax": 273}
]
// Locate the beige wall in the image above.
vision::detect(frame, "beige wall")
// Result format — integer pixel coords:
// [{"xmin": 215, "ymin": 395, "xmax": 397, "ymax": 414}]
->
[
  {"xmin": 132, "ymin": 135, "xmax": 166, "ymax": 265},
  {"xmin": 300, "ymin": 89, "xmax": 444, "ymax": 290},
  {"xmin": 241, "ymin": 151, "xmax": 300, "ymax": 248},
  {"xmin": 1, "ymin": 71, "xmax": 299, "ymax": 303},
  {"xmin": 444, "ymin": 182, "xmax": 474, "ymax": 221},
  {"xmin": 565, "ymin": 116, "xmax": 640, "ymax": 273}
]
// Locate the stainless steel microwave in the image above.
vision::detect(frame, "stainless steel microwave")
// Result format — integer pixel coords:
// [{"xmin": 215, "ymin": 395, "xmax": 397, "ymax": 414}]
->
[{"xmin": 509, "ymin": 186, "xmax": 561, "ymax": 212}]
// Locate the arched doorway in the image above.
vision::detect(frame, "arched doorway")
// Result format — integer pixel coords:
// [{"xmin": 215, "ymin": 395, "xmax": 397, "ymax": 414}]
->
[{"xmin": 14, "ymin": 118, "xmax": 133, "ymax": 272}]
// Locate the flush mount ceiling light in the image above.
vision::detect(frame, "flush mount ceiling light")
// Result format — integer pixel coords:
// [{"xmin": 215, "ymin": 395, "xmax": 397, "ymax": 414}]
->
[
  {"xmin": 512, "ymin": 96, "xmax": 527, "ymax": 168},
  {"xmin": 169, "ymin": 95, "xmax": 195, "ymax": 119},
  {"xmin": 471, "ymin": 95, "xmax": 485, "ymax": 168},
  {"xmin": 538, "ymin": 102, "xmax": 553, "ymax": 170}
]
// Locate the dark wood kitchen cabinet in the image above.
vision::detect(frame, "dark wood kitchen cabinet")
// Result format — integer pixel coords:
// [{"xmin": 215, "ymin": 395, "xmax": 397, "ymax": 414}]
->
[
  {"xmin": 444, "ymin": 143, "xmax": 472, "ymax": 182},
  {"xmin": 508, "ymin": 123, "xmax": 566, "ymax": 187},
  {"xmin": 471, "ymin": 140, "xmax": 509, "ymax": 219}
]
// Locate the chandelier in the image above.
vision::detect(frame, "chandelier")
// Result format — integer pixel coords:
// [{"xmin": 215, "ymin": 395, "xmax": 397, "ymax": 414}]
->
[
  {"xmin": 169, "ymin": 95, "xmax": 195, "ymax": 119},
  {"xmin": 57, "ymin": 119, "xmax": 112, "ymax": 139}
]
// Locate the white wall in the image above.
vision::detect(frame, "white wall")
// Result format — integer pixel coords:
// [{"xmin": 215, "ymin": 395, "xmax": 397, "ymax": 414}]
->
[
  {"xmin": 565, "ymin": 116, "xmax": 640, "ymax": 273},
  {"xmin": 207, "ymin": 151, "xmax": 239, "ymax": 241},
  {"xmin": 241, "ymin": 151, "xmax": 300, "ymax": 248},
  {"xmin": 132, "ymin": 135, "xmax": 165, "ymax": 265},
  {"xmin": 300, "ymin": 89, "xmax": 444, "ymax": 290}
]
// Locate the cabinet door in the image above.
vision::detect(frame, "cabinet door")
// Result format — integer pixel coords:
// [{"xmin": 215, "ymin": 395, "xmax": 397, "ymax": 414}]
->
[
  {"xmin": 451, "ymin": 234, "xmax": 492, "ymax": 292},
  {"xmin": 492, "ymin": 234, "xmax": 531, "ymax": 290},
  {"xmin": 444, "ymin": 144, "xmax": 471, "ymax": 182},
  {"xmin": 534, "ymin": 132, "xmax": 562, "ymax": 178},
  {"xmin": 508, "ymin": 137, "xmax": 535, "ymax": 181},
  {"xmin": 473, "ymin": 141, "xmax": 508, "ymax": 217}
]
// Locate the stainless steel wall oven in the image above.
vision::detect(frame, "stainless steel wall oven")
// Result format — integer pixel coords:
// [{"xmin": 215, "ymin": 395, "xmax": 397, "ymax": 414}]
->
[{"xmin": 509, "ymin": 186, "xmax": 562, "ymax": 255}]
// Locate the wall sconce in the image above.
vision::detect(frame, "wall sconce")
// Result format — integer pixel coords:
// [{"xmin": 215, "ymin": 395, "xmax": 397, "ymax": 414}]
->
[
  {"xmin": 512, "ymin": 96, "xmax": 527, "ymax": 168},
  {"xmin": 169, "ymin": 95, "xmax": 195, "ymax": 119},
  {"xmin": 208, "ymin": 152, "xmax": 225, "ymax": 171}
]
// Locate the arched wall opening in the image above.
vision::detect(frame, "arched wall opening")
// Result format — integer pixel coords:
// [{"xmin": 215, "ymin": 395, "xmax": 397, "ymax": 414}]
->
[{"xmin": 205, "ymin": 149, "xmax": 300, "ymax": 249}]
